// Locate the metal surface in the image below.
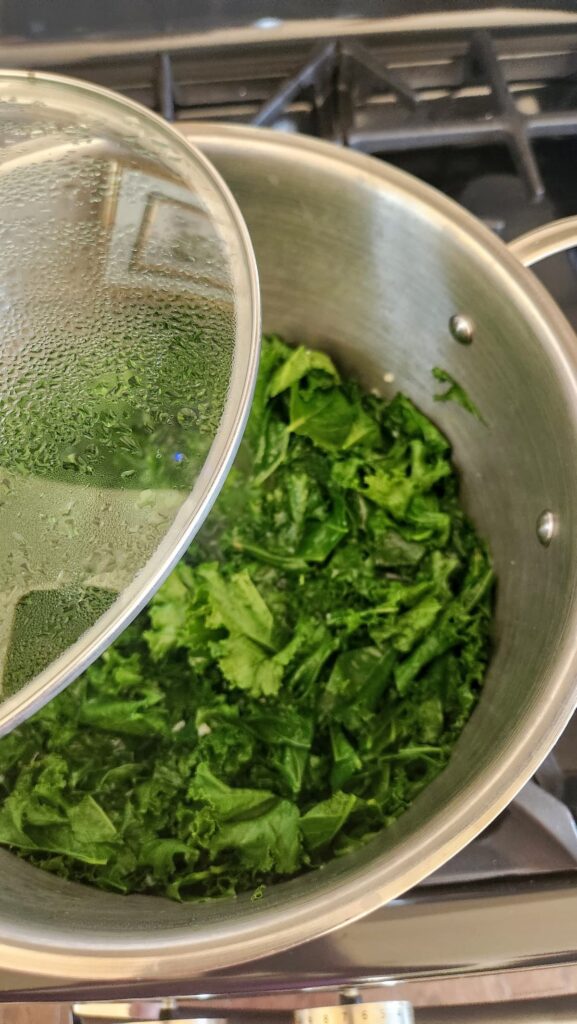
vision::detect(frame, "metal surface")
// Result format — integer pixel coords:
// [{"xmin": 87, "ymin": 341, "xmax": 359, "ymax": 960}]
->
[
  {"xmin": 14, "ymin": 880, "xmax": 577, "ymax": 999},
  {"xmin": 63, "ymin": 996, "xmax": 577, "ymax": 1024},
  {"xmin": 64, "ymin": 996, "xmax": 577, "ymax": 1024},
  {"xmin": 1, "ymin": 127, "xmax": 577, "ymax": 988},
  {"xmin": 7, "ymin": 13, "xmax": 577, "ymax": 207},
  {"xmin": 509, "ymin": 218, "xmax": 577, "ymax": 268},
  {"xmin": 415, "ymin": 1000, "xmax": 577, "ymax": 1024},
  {"xmin": 448, "ymin": 314, "xmax": 475, "ymax": 345},
  {"xmin": 0, "ymin": 72, "xmax": 261, "ymax": 735},
  {"xmin": 295, "ymin": 1004, "xmax": 414, "ymax": 1024},
  {"xmin": 2, "ymin": 9, "xmax": 577, "ymax": 69},
  {"xmin": 510, "ymin": 217, "xmax": 577, "ymax": 554},
  {"xmin": 71, "ymin": 1003, "xmax": 184, "ymax": 1022},
  {"xmin": 537, "ymin": 510, "xmax": 557, "ymax": 546},
  {"xmin": 6, "ymin": 2, "xmax": 577, "ymax": 47},
  {"xmin": 70, "ymin": 1000, "xmax": 414, "ymax": 1024},
  {"xmin": 45, "ymin": 994, "xmax": 577, "ymax": 1024},
  {"xmin": 51, "ymin": 993, "xmax": 577, "ymax": 1024}
]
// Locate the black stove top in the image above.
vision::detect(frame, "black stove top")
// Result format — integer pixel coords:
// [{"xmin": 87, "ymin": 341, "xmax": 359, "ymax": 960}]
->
[{"xmin": 2, "ymin": 2, "xmax": 576, "ymax": 46}]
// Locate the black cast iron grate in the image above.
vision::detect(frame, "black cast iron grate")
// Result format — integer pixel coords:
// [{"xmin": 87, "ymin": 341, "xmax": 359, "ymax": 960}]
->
[
  {"xmin": 18, "ymin": 21, "xmax": 577, "ymax": 206},
  {"xmin": 149, "ymin": 26, "xmax": 577, "ymax": 201}
]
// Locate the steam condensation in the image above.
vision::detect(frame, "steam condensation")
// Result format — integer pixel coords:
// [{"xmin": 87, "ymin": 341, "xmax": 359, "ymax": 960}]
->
[{"xmin": 0, "ymin": 111, "xmax": 235, "ymax": 695}]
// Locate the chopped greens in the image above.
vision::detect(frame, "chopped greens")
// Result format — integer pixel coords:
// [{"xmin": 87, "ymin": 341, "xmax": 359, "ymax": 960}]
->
[
  {"xmin": 0, "ymin": 337, "xmax": 494, "ymax": 901},
  {"xmin": 432, "ymin": 367, "xmax": 486, "ymax": 424}
]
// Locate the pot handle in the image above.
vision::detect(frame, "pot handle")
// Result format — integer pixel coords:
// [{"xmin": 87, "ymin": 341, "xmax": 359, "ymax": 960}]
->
[{"xmin": 509, "ymin": 216, "xmax": 577, "ymax": 268}]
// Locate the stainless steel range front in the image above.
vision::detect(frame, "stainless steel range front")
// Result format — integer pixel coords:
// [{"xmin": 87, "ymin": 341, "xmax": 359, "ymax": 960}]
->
[{"xmin": 4, "ymin": 1, "xmax": 577, "ymax": 1009}]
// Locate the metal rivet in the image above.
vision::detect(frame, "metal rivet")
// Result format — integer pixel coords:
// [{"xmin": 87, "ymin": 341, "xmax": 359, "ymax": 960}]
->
[
  {"xmin": 537, "ymin": 510, "xmax": 556, "ymax": 546},
  {"xmin": 449, "ymin": 313, "xmax": 475, "ymax": 345}
]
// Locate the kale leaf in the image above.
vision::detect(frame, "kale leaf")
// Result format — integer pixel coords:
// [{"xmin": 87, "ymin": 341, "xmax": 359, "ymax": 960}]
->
[{"xmin": 432, "ymin": 367, "xmax": 486, "ymax": 424}]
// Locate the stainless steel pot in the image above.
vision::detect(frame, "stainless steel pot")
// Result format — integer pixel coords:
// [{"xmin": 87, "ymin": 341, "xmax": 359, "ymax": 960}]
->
[{"xmin": 3, "ymin": 127, "xmax": 577, "ymax": 987}]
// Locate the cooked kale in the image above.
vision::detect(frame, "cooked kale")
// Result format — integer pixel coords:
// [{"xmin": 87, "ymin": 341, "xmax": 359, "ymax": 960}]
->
[{"xmin": 0, "ymin": 336, "xmax": 494, "ymax": 900}]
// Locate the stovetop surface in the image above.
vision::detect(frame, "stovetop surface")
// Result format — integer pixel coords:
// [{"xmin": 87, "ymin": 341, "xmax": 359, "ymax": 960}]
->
[
  {"xmin": 2, "ymin": 2, "xmax": 577, "ymax": 47},
  {"xmin": 5, "ymin": 7, "xmax": 577, "ymax": 994}
]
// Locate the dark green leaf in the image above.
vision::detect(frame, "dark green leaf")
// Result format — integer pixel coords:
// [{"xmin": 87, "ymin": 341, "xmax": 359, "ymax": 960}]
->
[
  {"xmin": 269, "ymin": 345, "xmax": 339, "ymax": 396},
  {"xmin": 212, "ymin": 634, "xmax": 284, "ymax": 697},
  {"xmin": 289, "ymin": 386, "xmax": 357, "ymax": 450},
  {"xmin": 301, "ymin": 792, "xmax": 357, "ymax": 851}
]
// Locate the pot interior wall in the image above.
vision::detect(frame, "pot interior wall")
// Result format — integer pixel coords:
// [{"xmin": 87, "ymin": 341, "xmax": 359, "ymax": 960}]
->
[{"xmin": 1, "ymin": 131, "xmax": 577, "ymax": 965}]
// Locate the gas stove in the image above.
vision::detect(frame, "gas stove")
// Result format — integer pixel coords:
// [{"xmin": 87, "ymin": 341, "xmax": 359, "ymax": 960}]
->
[{"xmin": 4, "ymin": 2, "xmax": 577, "ymax": 1009}]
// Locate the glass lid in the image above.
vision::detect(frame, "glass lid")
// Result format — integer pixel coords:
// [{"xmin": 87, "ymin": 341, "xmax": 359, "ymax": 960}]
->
[{"xmin": 0, "ymin": 70, "xmax": 260, "ymax": 734}]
